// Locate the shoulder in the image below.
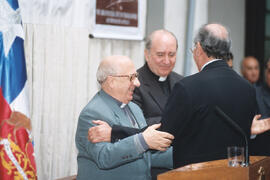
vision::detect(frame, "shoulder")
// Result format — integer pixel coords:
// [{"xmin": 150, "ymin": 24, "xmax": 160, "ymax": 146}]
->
[
  {"xmin": 137, "ymin": 65, "xmax": 151, "ymax": 78},
  {"xmin": 82, "ymin": 92, "xmax": 104, "ymax": 111},
  {"xmin": 169, "ymin": 71, "xmax": 184, "ymax": 85},
  {"xmin": 79, "ymin": 92, "xmax": 113, "ymax": 120},
  {"xmin": 178, "ymin": 72, "xmax": 201, "ymax": 86},
  {"xmin": 137, "ymin": 64, "xmax": 148, "ymax": 75},
  {"xmin": 255, "ymin": 83, "xmax": 268, "ymax": 96},
  {"xmin": 170, "ymin": 71, "xmax": 184, "ymax": 80}
]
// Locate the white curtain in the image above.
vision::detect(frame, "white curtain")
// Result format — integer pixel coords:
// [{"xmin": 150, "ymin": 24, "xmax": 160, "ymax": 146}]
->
[{"xmin": 24, "ymin": 24, "xmax": 88, "ymax": 179}]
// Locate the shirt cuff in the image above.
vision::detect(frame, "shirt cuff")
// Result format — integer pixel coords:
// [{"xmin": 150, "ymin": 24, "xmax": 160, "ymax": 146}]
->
[{"xmin": 134, "ymin": 133, "xmax": 149, "ymax": 153}]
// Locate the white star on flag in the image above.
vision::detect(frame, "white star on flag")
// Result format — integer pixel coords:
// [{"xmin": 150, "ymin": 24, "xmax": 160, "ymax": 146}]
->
[{"xmin": 0, "ymin": 0, "xmax": 24, "ymax": 57}]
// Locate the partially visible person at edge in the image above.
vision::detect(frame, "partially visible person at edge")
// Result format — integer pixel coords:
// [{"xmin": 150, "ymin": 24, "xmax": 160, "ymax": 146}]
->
[
  {"xmin": 250, "ymin": 58, "xmax": 270, "ymax": 156},
  {"xmin": 241, "ymin": 56, "xmax": 260, "ymax": 85},
  {"xmin": 75, "ymin": 55, "xmax": 174, "ymax": 180}
]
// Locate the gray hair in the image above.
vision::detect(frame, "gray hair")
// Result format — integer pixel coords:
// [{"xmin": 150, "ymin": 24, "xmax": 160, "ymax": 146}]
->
[
  {"xmin": 96, "ymin": 61, "xmax": 118, "ymax": 85},
  {"xmin": 193, "ymin": 24, "xmax": 231, "ymax": 59},
  {"xmin": 145, "ymin": 29, "xmax": 178, "ymax": 51}
]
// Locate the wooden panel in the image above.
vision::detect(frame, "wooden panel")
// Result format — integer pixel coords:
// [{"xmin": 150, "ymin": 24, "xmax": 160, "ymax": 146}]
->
[
  {"xmin": 249, "ymin": 157, "xmax": 270, "ymax": 180},
  {"xmin": 158, "ymin": 167, "xmax": 248, "ymax": 180},
  {"xmin": 158, "ymin": 156, "xmax": 270, "ymax": 180}
]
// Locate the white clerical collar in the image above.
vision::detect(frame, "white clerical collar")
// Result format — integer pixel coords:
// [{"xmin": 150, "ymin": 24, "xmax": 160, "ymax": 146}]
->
[
  {"xmin": 159, "ymin": 76, "xmax": 167, "ymax": 82},
  {"xmin": 120, "ymin": 103, "xmax": 126, "ymax": 108},
  {"xmin": 201, "ymin": 59, "xmax": 222, "ymax": 71}
]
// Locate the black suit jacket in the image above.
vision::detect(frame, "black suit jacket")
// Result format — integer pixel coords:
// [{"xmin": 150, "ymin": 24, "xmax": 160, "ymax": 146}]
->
[
  {"xmin": 250, "ymin": 83, "xmax": 270, "ymax": 155},
  {"xmin": 161, "ymin": 60, "xmax": 257, "ymax": 168},
  {"xmin": 133, "ymin": 63, "xmax": 183, "ymax": 125}
]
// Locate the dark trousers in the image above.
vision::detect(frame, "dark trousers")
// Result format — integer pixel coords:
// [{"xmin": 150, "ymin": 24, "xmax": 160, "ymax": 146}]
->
[{"xmin": 151, "ymin": 167, "xmax": 170, "ymax": 180}]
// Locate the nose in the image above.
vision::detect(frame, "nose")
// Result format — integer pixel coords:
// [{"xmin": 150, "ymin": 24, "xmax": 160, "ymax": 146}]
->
[
  {"xmin": 133, "ymin": 77, "xmax": 140, "ymax": 87},
  {"xmin": 163, "ymin": 55, "xmax": 170, "ymax": 65}
]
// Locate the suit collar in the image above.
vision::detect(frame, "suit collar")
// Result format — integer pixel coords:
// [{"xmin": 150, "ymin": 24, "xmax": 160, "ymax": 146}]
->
[
  {"xmin": 142, "ymin": 63, "xmax": 179, "ymax": 92},
  {"xmin": 99, "ymin": 89, "xmax": 123, "ymax": 107},
  {"xmin": 139, "ymin": 64, "xmax": 174, "ymax": 111},
  {"xmin": 201, "ymin": 59, "xmax": 228, "ymax": 72},
  {"xmin": 201, "ymin": 59, "xmax": 222, "ymax": 70},
  {"xmin": 143, "ymin": 63, "xmax": 160, "ymax": 81},
  {"xmin": 99, "ymin": 90, "xmax": 144, "ymax": 127}
]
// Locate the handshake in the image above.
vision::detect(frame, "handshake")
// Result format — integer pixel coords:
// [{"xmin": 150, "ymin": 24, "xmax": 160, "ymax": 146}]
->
[{"xmin": 88, "ymin": 120, "xmax": 174, "ymax": 151}]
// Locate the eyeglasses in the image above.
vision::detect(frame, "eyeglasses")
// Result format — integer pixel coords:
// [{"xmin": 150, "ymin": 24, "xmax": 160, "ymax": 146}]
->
[{"xmin": 109, "ymin": 72, "xmax": 139, "ymax": 82}]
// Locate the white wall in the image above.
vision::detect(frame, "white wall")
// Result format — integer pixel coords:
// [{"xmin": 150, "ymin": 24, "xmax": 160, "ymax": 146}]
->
[
  {"xmin": 146, "ymin": 0, "xmax": 164, "ymax": 36},
  {"xmin": 164, "ymin": 0, "xmax": 209, "ymax": 76},
  {"xmin": 208, "ymin": 0, "xmax": 246, "ymax": 73},
  {"xmin": 164, "ymin": 0, "xmax": 188, "ymax": 75}
]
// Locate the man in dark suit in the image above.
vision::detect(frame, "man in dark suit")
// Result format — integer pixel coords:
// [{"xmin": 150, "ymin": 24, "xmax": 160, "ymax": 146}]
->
[
  {"xmin": 133, "ymin": 29, "xmax": 183, "ymax": 126},
  {"xmin": 250, "ymin": 59, "xmax": 270, "ymax": 156},
  {"xmin": 161, "ymin": 23, "xmax": 258, "ymax": 168}
]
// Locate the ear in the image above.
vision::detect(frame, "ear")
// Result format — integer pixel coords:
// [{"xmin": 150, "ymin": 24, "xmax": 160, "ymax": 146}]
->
[
  {"xmin": 195, "ymin": 42, "xmax": 203, "ymax": 56},
  {"xmin": 106, "ymin": 76, "xmax": 114, "ymax": 89},
  {"xmin": 144, "ymin": 49, "xmax": 150, "ymax": 62}
]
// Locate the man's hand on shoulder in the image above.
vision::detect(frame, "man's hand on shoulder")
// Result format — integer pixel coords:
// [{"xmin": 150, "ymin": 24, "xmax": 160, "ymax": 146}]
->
[
  {"xmin": 142, "ymin": 123, "xmax": 174, "ymax": 151},
  {"xmin": 88, "ymin": 120, "xmax": 112, "ymax": 143}
]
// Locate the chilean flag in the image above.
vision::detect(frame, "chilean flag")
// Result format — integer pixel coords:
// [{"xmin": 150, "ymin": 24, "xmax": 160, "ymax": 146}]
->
[{"xmin": 0, "ymin": 0, "xmax": 37, "ymax": 179}]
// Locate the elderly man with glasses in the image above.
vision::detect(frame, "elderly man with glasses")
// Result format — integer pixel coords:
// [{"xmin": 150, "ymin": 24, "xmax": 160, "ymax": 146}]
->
[
  {"xmin": 75, "ymin": 55, "xmax": 174, "ymax": 180},
  {"xmin": 87, "ymin": 30, "xmax": 183, "ymax": 180}
]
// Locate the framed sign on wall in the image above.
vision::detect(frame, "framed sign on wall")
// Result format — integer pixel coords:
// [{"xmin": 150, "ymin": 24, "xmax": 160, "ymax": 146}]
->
[{"xmin": 90, "ymin": 0, "xmax": 146, "ymax": 40}]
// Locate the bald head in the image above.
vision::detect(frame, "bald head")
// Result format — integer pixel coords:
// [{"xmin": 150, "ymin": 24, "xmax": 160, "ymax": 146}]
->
[
  {"xmin": 145, "ymin": 29, "xmax": 178, "ymax": 51},
  {"xmin": 193, "ymin": 23, "xmax": 231, "ymax": 60},
  {"xmin": 241, "ymin": 56, "xmax": 260, "ymax": 84},
  {"xmin": 96, "ymin": 55, "xmax": 133, "ymax": 84},
  {"xmin": 96, "ymin": 55, "xmax": 140, "ymax": 104},
  {"xmin": 205, "ymin": 24, "xmax": 228, "ymax": 40}
]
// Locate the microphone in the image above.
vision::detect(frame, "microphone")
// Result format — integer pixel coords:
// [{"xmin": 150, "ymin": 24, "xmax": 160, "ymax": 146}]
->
[{"xmin": 214, "ymin": 106, "xmax": 249, "ymax": 166}]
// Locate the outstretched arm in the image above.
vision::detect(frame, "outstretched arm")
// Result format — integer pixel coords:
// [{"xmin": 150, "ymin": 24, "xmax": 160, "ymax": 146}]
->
[
  {"xmin": 251, "ymin": 114, "xmax": 270, "ymax": 135},
  {"xmin": 88, "ymin": 121, "xmax": 174, "ymax": 151},
  {"xmin": 142, "ymin": 124, "xmax": 174, "ymax": 151},
  {"xmin": 88, "ymin": 120, "xmax": 144, "ymax": 143}
]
